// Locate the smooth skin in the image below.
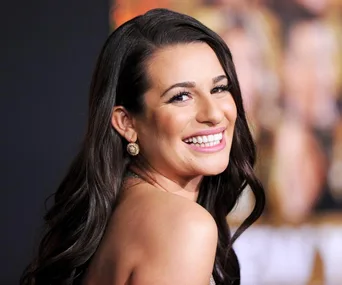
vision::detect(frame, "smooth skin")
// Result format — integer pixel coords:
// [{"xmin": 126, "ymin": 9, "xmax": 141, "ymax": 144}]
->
[{"xmin": 83, "ymin": 43, "xmax": 237, "ymax": 285}]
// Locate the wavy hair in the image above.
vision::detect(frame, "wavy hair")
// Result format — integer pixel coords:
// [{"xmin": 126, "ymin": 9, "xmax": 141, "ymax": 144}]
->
[{"xmin": 21, "ymin": 8, "xmax": 265, "ymax": 285}]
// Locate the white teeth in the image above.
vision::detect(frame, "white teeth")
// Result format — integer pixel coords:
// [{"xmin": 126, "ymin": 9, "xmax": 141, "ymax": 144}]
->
[
  {"xmin": 184, "ymin": 132, "xmax": 223, "ymax": 145},
  {"xmin": 187, "ymin": 139, "xmax": 221, "ymax": 147},
  {"xmin": 183, "ymin": 131, "xmax": 225, "ymax": 149}
]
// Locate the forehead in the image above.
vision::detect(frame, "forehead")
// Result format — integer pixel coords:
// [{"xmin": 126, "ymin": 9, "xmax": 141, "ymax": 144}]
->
[{"xmin": 146, "ymin": 43, "xmax": 226, "ymax": 87}]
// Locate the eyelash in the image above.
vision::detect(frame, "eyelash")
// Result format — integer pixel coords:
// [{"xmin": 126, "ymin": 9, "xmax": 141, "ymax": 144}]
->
[
  {"xmin": 211, "ymin": 84, "xmax": 231, "ymax": 94},
  {"xmin": 167, "ymin": 84, "xmax": 232, "ymax": 103}
]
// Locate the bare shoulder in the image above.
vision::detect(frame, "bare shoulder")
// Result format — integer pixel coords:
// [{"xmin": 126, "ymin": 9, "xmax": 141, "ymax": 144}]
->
[
  {"xmin": 84, "ymin": 184, "xmax": 218, "ymax": 285},
  {"xmin": 114, "ymin": 184, "xmax": 218, "ymax": 285},
  {"xmin": 116, "ymin": 183, "xmax": 218, "ymax": 247}
]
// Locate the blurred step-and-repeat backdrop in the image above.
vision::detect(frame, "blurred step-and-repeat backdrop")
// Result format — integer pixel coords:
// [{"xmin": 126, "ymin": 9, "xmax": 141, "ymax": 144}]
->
[{"xmin": 111, "ymin": 0, "xmax": 342, "ymax": 284}]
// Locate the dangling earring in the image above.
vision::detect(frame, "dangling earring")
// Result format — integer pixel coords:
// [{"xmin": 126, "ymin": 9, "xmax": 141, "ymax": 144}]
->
[{"xmin": 127, "ymin": 142, "xmax": 139, "ymax": 156}]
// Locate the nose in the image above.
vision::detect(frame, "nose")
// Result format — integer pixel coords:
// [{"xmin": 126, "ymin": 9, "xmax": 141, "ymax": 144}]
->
[{"xmin": 195, "ymin": 95, "xmax": 224, "ymax": 126}]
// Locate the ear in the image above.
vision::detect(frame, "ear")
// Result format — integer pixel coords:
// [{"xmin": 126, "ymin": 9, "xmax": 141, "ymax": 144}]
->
[{"xmin": 111, "ymin": 106, "xmax": 137, "ymax": 142}]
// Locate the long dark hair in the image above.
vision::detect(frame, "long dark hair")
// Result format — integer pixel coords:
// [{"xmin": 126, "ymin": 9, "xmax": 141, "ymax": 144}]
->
[{"xmin": 21, "ymin": 8, "xmax": 265, "ymax": 285}]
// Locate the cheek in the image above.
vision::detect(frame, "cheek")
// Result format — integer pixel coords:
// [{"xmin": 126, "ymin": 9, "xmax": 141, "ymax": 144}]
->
[
  {"xmin": 152, "ymin": 108, "xmax": 190, "ymax": 140},
  {"xmin": 222, "ymin": 96, "xmax": 238, "ymax": 124}
]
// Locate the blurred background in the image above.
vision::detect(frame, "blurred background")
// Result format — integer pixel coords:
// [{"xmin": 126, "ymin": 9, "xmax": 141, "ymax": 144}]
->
[{"xmin": 1, "ymin": 0, "xmax": 341, "ymax": 284}]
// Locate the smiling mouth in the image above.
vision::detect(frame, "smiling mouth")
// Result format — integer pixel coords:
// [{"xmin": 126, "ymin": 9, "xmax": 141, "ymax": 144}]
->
[{"xmin": 183, "ymin": 132, "xmax": 223, "ymax": 147}]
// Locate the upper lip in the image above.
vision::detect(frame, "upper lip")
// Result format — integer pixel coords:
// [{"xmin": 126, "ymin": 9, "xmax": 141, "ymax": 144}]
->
[{"xmin": 183, "ymin": 127, "xmax": 226, "ymax": 140}]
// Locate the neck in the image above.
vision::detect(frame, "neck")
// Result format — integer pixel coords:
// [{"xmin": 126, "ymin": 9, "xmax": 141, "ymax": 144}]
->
[{"xmin": 129, "ymin": 165, "xmax": 202, "ymax": 202}]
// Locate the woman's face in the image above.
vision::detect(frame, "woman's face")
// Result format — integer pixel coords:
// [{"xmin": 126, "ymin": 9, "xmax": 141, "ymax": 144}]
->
[{"xmin": 134, "ymin": 43, "xmax": 237, "ymax": 182}]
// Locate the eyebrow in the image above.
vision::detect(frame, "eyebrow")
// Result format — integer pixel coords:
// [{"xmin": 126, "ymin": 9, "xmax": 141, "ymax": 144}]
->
[
  {"xmin": 161, "ymin": 75, "xmax": 228, "ymax": 97},
  {"xmin": 213, "ymin": 75, "xmax": 228, "ymax": 84}
]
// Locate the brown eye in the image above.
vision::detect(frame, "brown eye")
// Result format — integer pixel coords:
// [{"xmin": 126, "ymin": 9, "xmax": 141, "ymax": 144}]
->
[
  {"xmin": 211, "ymin": 84, "xmax": 231, "ymax": 94},
  {"xmin": 167, "ymin": 92, "xmax": 191, "ymax": 103}
]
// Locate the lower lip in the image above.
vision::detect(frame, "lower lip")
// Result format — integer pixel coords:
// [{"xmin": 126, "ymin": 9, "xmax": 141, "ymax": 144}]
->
[{"xmin": 185, "ymin": 133, "xmax": 226, "ymax": 153}]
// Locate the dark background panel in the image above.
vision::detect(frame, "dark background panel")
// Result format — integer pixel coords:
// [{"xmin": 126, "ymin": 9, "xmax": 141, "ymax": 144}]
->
[{"xmin": 0, "ymin": 1, "xmax": 109, "ymax": 284}]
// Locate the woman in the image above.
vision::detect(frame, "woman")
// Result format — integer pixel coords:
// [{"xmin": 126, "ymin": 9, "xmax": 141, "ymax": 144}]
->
[{"xmin": 21, "ymin": 8, "xmax": 265, "ymax": 285}]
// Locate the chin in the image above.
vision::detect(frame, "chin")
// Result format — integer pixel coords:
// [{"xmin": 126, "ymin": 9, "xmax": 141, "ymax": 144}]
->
[{"xmin": 198, "ymin": 159, "xmax": 230, "ymax": 176}]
